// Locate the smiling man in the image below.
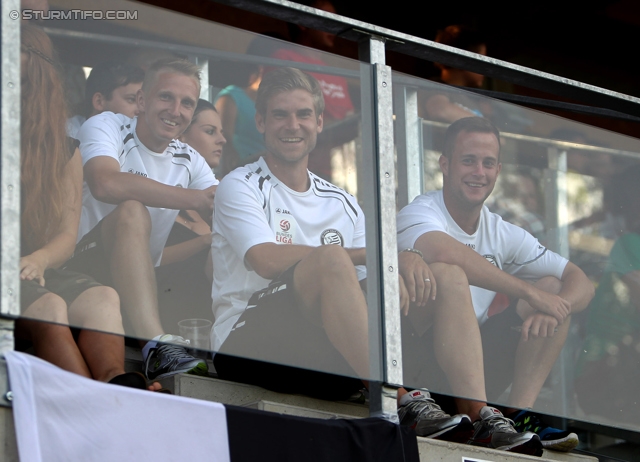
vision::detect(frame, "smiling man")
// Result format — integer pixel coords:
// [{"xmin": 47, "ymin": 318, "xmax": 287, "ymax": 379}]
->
[
  {"xmin": 64, "ymin": 58, "xmax": 217, "ymax": 381},
  {"xmin": 210, "ymin": 67, "xmax": 371, "ymax": 400},
  {"xmin": 396, "ymin": 117, "xmax": 594, "ymax": 452}
]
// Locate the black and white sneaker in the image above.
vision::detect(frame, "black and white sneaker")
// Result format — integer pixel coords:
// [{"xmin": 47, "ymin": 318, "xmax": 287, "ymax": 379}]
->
[
  {"xmin": 398, "ymin": 390, "xmax": 473, "ymax": 442},
  {"xmin": 143, "ymin": 334, "xmax": 208, "ymax": 381},
  {"xmin": 468, "ymin": 406, "xmax": 543, "ymax": 456}
]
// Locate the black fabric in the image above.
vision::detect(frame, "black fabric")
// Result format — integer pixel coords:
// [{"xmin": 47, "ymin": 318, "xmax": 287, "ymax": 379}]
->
[
  {"xmin": 402, "ymin": 300, "xmax": 522, "ymax": 401},
  {"xmin": 214, "ymin": 263, "xmax": 363, "ymax": 401},
  {"xmin": 225, "ymin": 405, "xmax": 420, "ymax": 462},
  {"xmin": 63, "ymin": 218, "xmax": 113, "ymax": 287},
  {"xmin": 20, "ymin": 268, "xmax": 102, "ymax": 312}
]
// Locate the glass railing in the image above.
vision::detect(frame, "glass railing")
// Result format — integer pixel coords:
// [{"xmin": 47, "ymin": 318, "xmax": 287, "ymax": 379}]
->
[
  {"xmin": 393, "ymin": 71, "xmax": 640, "ymax": 432},
  {"xmin": 6, "ymin": 0, "xmax": 640, "ymax": 434},
  {"xmin": 12, "ymin": 0, "xmax": 383, "ymax": 391}
]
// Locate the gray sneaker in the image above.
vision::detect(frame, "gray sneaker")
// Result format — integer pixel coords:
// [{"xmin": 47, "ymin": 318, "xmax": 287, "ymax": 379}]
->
[
  {"xmin": 469, "ymin": 406, "xmax": 543, "ymax": 456},
  {"xmin": 143, "ymin": 334, "xmax": 208, "ymax": 381},
  {"xmin": 398, "ymin": 390, "xmax": 473, "ymax": 441}
]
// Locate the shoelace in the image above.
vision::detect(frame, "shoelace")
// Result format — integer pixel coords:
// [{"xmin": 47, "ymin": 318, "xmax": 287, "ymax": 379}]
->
[
  {"xmin": 409, "ymin": 398, "xmax": 448, "ymax": 419},
  {"xmin": 483, "ymin": 414, "xmax": 517, "ymax": 434},
  {"xmin": 156, "ymin": 343, "xmax": 193, "ymax": 367}
]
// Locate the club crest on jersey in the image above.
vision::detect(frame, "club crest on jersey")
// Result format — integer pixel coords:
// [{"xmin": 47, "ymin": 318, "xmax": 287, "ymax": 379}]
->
[
  {"xmin": 484, "ymin": 255, "xmax": 498, "ymax": 267},
  {"xmin": 321, "ymin": 229, "xmax": 344, "ymax": 246}
]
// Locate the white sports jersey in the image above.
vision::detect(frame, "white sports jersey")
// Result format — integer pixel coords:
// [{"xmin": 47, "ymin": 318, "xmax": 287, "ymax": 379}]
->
[
  {"xmin": 77, "ymin": 112, "xmax": 217, "ymax": 266},
  {"xmin": 211, "ymin": 157, "xmax": 366, "ymax": 350},
  {"xmin": 396, "ymin": 190, "xmax": 568, "ymax": 324}
]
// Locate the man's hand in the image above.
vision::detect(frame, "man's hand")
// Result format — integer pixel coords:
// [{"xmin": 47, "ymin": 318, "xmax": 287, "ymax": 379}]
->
[
  {"xmin": 520, "ymin": 312, "xmax": 559, "ymax": 341},
  {"xmin": 398, "ymin": 251, "xmax": 436, "ymax": 307},
  {"xmin": 525, "ymin": 287, "xmax": 571, "ymax": 324},
  {"xmin": 195, "ymin": 185, "xmax": 217, "ymax": 224},
  {"xmin": 20, "ymin": 254, "xmax": 48, "ymax": 286}
]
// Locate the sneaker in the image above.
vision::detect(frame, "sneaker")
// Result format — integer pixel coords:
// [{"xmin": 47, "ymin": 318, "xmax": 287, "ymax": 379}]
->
[
  {"xmin": 143, "ymin": 334, "xmax": 209, "ymax": 381},
  {"xmin": 398, "ymin": 390, "xmax": 473, "ymax": 441},
  {"xmin": 469, "ymin": 406, "xmax": 543, "ymax": 456},
  {"xmin": 509, "ymin": 410, "xmax": 579, "ymax": 452}
]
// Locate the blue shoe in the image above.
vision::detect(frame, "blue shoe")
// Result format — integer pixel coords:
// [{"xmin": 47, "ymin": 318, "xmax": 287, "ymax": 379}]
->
[{"xmin": 509, "ymin": 410, "xmax": 578, "ymax": 452}]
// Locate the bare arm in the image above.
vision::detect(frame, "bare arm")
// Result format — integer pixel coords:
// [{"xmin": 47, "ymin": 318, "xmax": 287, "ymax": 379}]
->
[
  {"xmin": 415, "ymin": 231, "xmax": 574, "ymax": 322},
  {"xmin": 20, "ymin": 149, "xmax": 83, "ymax": 284},
  {"xmin": 246, "ymin": 243, "xmax": 366, "ymax": 281},
  {"xmin": 160, "ymin": 233, "xmax": 212, "ymax": 266},
  {"xmin": 84, "ymin": 156, "xmax": 216, "ymax": 219}
]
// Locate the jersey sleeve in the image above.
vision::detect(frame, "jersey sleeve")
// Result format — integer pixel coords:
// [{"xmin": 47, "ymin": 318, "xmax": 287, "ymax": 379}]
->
[
  {"xmin": 212, "ymin": 174, "xmax": 276, "ymax": 265},
  {"xmin": 396, "ymin": 197, "xmax": 448, "ymax": 250},
  {"xmin": 501, "ymin": 221, "xmax": 568, "ymax": 281},
  {"xmin": 187, "ymin": 149, "xmax": 219, "ymax": 190},
  {"xmin": 76, "ymin": 113, "xmax": 123, "ymax": 167}
]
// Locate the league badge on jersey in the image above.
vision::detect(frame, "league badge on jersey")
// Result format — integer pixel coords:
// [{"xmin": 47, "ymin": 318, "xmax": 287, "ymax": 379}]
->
[
  {"xmin": 274, "ymin": 208, "xmax": 297, "ymax": 244},
  {"xmin": 321, "ymin": 229, "xmax": 344, "ymax": 246}
]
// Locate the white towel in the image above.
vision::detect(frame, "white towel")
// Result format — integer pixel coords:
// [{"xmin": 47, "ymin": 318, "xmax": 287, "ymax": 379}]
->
[{"xmin": 5, "ymin": 351, "xmax": 230, "ymax": 462}]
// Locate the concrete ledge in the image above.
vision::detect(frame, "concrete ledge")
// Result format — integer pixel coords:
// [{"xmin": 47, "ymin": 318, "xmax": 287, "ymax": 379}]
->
[
  {"xmin": 416, "ymin": 437, "xmax": 598, "ymax": 462},
  {"xmin": 159, "ymin": 373, "xmax": 369, "ymax": 418}
]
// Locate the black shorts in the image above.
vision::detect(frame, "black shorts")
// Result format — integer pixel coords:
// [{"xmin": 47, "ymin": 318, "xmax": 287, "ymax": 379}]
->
[
  {"xmin": 214, "ymin": 263, "xmax": 363, "ymax": 401},
  {"xmin": 20, "ymin": 268, "xmax": 103, "ymax": 313},
  {"xmin": 63, "ymin": 220, "xmax": 113, "ymax": 287},
  {"xmin": 402, "ymin": 299, "xmax": 522, "ymax": 401}
]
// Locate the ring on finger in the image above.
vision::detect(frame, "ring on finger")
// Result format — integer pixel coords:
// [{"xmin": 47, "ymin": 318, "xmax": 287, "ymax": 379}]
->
[{"xmin": 424, "ymin": 278, "xmax": 430, "ymax": 282}]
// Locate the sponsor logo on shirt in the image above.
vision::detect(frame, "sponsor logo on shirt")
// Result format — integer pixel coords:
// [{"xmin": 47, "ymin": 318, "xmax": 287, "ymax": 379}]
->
[
  {"xmin": 321, "ymin": 229, "xmax": 344, "ymax": 246},
  {"xmin": 280, "ymin": 220, "xmax": 291, "ymax": 232},
  {"xmin": 127, "ymin": 168, "xmax": 148, "ymax": 178},
  {"xmin": 466, "ymin": 243, "xmax": 476, "ymax": 250}
]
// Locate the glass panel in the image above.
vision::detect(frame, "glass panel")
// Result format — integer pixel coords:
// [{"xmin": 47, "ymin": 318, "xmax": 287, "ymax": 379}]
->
[
  {"xmin": 16, "ymin": 0, "xmax": 382, "ymax": 388},
  {"xmin": 393, "ymin": 70, "xmax": 640, "ymax": 432}
]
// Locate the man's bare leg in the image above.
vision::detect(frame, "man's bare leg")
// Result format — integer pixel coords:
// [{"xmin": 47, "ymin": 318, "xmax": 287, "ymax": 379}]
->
[
  {"xmin": 427, "ymin": 263, "xmax": 488, "ymax": 420},
  {"xmin": 508, "ymin": 276, "xmax": 569, "ymax": 410},
  {"xmin": 99, "ymin": 200, "xmax": 164, "ymax": 341},
  {"xmin": 293, "ymin": 245, "xmax": 370, "ymax": 379}
]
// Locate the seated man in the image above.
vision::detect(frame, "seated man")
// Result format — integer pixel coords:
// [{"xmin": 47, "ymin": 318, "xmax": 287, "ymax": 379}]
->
[
  {"xmin": 64, "ymin": 58, "xmax": 217, "ymax": 380},
  {"xmin": 210, "ymin": 68, "xmax": 542, "ymax": 454},
  {"xmin": 397, "ymin": 117, "xmax": 594, "ymax": 452},
  {"xmin": 67, "ymin": 61, "xmax": 144, "ymax": 138}
]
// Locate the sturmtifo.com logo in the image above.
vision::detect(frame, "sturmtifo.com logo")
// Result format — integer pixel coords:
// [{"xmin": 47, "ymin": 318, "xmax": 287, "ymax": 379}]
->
[{"xmin": 12, "ymin": 9, "xmax": 138, "ymax": 20}]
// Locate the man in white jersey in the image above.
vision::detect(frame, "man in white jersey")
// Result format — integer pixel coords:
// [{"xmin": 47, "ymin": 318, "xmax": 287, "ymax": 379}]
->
[
  {"xmin": 396, "ymin": 117, "xmax": 594, "ymax": 451},
  {"xmin": 64, "ymin": 58, "xmax": 217, "ymax": 381},
  {"xmin": 210, "ymin": 68, "xmax": 532, "ymax": 451}
]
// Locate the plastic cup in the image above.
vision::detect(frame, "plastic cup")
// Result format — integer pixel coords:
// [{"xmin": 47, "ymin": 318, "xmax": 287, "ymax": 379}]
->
[{"xmin": 178, "ymin": 318, "xmax": 212, "ymax": 357}]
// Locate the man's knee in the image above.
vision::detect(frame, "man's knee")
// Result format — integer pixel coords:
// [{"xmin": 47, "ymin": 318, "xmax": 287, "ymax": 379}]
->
[
  {"xmin": 108, "ymin": 200, "xmax": 151, "ymax": 233},
  {"xmin": 430, "ymin": 262, "xmax": 469, "ymax": 290},
  {"xmin": 307, "ymin": 244, "xmax": 355, "ymax": 277},
  {"xmin": 534, "ymin": 276, "xmax": 562, "ymax": 295}
]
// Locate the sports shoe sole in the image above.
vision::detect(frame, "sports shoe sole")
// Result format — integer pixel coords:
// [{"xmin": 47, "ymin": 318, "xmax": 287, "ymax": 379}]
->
[
  {"xmin": 418, "ymin": 416, "xmax": 474, "ymax": 442},
  {"xmin": 498, "ymin": 437, "xmax": 543, "ymax": 457},
  {"xmin": 541, "ymin": 432, "xmax": 579, "ymax": 452}
]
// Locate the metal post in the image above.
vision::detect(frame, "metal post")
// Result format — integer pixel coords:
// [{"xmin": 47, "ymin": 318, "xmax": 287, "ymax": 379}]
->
[
  {"xmin": 1, "ymin": 0, "xmax": 22, "ymax": 355},
  {"xmin": 543, "ymin": 146, "xmax": 570, "ymax": 418},
  {"xmin": 394, "ymin": 85, "xmax": 422, "ymax": 208},
  {"xmin": 358, "ymin": 34, "xmax": 402, "ymax": 422}
]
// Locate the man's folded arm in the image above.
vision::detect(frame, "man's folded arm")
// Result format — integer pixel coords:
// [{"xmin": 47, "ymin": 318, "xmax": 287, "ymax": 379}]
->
[{"xmin": 84, "ymin": 156, "xmax": 214, "ymax": 212}]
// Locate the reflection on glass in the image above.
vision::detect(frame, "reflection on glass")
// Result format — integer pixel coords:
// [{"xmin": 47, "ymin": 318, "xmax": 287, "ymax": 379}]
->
[
  {"xmin": 17, "ymin": 0, "xmax": 381, "ymax": 394},
  {"xmin": 395, "ymin": 72, "xmax": 640, "ymax": 434}
]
